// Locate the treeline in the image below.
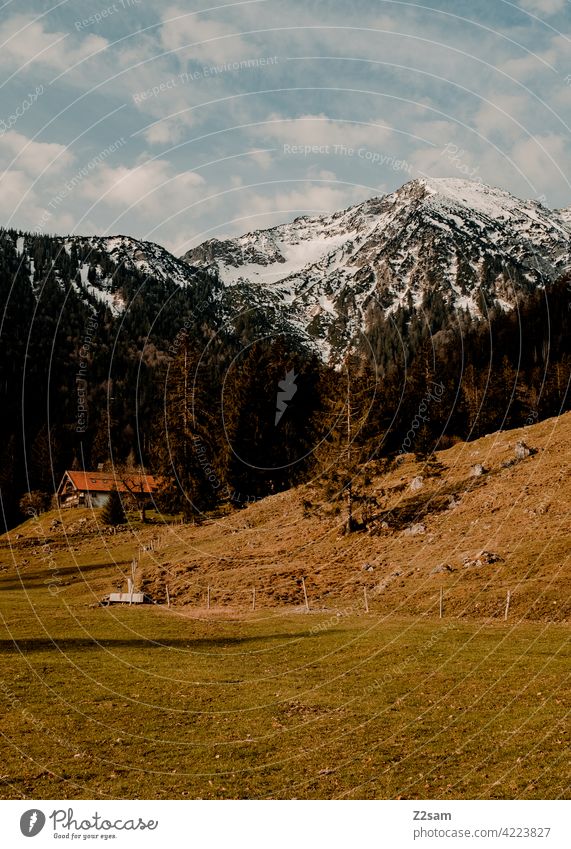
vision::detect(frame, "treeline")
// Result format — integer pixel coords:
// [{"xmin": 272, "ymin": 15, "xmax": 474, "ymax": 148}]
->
[
  {"xmin": 160, "ymin": 274, "xmax": 571, "ymax": 520},
  {"xmin": 361, "ymin": 275, "xmax": 571, "ymax": 454},
  {"xmin": 0, "ymin": 225, "xmax": 570, "ymax": 530}
]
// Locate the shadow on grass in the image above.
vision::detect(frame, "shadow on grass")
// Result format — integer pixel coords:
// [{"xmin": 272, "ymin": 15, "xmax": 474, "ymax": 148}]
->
[
  {"xmin": 0, "ymin": 631, "xmax": 339, "ymax": 653},
  {"xmin": 0, "ymin": 561, "xmax": 133, "ymax": 591}
]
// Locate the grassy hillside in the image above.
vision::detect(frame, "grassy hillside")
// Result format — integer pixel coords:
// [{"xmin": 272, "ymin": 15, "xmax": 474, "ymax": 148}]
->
[
  {"xmin": 142, "ymin": 412, "xmax": 570, "ymax": 622},
  {"xmin": 2, "ymin": 411, "xmax": 570, "ymax": 621}
]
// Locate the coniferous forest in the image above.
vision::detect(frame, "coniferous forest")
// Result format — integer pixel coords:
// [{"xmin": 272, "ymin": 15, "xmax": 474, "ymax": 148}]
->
[{"xmin": 1, "ymin": 227, "xmax": 570, "ymax": 532}]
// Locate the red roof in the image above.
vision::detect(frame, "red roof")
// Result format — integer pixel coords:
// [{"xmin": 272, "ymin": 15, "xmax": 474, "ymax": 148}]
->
[{"xmin": 62, "ymin": 470, "xmax": 158, "ymax": 494}]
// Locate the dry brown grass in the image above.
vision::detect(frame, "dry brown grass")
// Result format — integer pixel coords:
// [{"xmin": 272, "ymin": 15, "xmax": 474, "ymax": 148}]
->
[
  {"xmin": 1, "ymin": 412, "xmax": 569, "ymax": 622},
  {"xmin": 131, "ymin": 412, "xmax": 571, "ymax": 622}
]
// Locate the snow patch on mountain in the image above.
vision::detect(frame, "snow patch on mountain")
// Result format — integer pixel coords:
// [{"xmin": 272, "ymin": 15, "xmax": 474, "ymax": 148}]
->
[
  {"xmin": 77, "ymin": 235, "xmax": 194, "ymax": 290},
  {"xmin": 75, "ymin": 262, "xmax": 124, "ymax": 317},
  {"xmin": 558, "ymin": 207, "xmax": 571, "ymax": 230}
]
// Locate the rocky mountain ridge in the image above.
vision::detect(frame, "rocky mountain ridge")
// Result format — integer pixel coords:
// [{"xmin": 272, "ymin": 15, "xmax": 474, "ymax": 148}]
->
[
  {"xmin": 183, "ymin": 178, "xmax": 571, "ymax": 358},
  {"xmin": 4, "ymin": 178, "xmax": 570, "ymax": 360}
]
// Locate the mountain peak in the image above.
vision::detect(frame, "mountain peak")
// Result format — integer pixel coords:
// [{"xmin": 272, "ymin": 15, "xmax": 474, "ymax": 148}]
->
[{"xmin": 399, "ymin": 176, "xmax": 556, "ymax": 222}]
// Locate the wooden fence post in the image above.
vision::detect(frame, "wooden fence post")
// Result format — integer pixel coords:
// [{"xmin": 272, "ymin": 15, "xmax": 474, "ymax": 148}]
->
[
  {"xmin": 207, "ymin": 585, "xmax": 211, "ymax": 610},
  {"xmin": 504, "ymin": 590, "xmax": 511, "ymax": 621},
  {"xmin": 364, "ymin": 586, "xmax": 369, "ymax": 613},
  {"xmin": 439, "ymin": 587, "xmax": 443, "ymax": 619},
  {"xmin": 301, "ymin": 577, "xmax": 309, "ymax": 612},
  {"xmin": 252, "ymin": 587, "xmax": 256, "ymax": 611}
]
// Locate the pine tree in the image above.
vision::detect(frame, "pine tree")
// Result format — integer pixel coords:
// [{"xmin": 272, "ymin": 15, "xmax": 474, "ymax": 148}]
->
[
  {"xmin": 157, "ymin": 332, "xmax": 221, "ymax": 520},
  {"xmin": 313, "ymin": 354, "xmax": 379, "ymax": 532},
  {"xmin": 31, "ymin": 424, "xmax": 62, "ymax": 493},
  {"xmin": 101, "ymin": 488, "xmax": 126, "ymax": 525},
  {"xmin": 222, "ymin": 336, "xmax": 324, "ymax": 502}
]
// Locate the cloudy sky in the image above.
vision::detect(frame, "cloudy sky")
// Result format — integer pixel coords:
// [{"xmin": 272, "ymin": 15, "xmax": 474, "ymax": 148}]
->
[{"xmin": 1, "ymin": 0, "xmax": 570, "ymax": 253}]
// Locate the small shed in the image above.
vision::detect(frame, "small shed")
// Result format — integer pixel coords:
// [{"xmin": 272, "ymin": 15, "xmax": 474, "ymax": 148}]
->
[
  {"xmin": 56, "ymin": 470, "xmax": 158, "ymax": 509},
  {"xmin": 101, "ymin": 592, "xmax": 152, "ymax": 605}
]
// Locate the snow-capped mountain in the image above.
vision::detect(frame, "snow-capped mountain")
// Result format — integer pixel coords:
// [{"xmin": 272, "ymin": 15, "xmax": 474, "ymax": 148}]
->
[
  {"xmin": 183, "ymin": 178, "xmax": 571, "ymax": 358},
  {"xmin": 3, "ymin": 228, "xmax": 290, "ymax": 343},
  {"xmin": 9, "ymin": 232, "xmax": 210, "ymax": 318},
  {"xmin": 5, "ymin": 178, "xmax": 570, "ymax": 362}
]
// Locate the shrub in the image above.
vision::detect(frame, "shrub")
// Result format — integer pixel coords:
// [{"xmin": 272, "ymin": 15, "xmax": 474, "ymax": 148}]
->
[
  {"xmin": 101, "ymin": 488, "xmax": 126, "ymax": 525},
  {"xmin": 19, "ymin": 490, "xmax": 51, "ymax": 516}
]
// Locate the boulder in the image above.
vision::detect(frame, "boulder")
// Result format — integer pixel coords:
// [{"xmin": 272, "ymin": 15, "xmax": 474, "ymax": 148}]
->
[
  {"xmin": 367, "ymin": 519, "xmax": 390, "ymax": 535},
  {"xmin": 463, "ymin": 550, "xmax": 503, "ymax": 569},
  {"xmin": 404, "ymin": 523, "xmax": 426, "ymax": 536},
  {"xmin": 470, "ymin": 464, "xmax": 487, "ymax": 477},
  {"xmin": 409, "ymin": 476, "xmax": 424, "ymax": 492},
  {"xmin": 515, "ymin": 440, "xmax": 536, "ymax": 460},
  {"xmin": 431, "ymin": 563, "xmax": 455, "ymax": 574}
]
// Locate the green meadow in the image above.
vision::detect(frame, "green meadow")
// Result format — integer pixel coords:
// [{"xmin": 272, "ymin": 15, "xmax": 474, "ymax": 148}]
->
[{"xmin": 0, "ymin": 567, "xmax": 568, "ymax": 799}]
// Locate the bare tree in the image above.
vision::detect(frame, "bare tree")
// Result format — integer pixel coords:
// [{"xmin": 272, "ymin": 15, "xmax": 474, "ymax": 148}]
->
[{"xmin": 113, "ymin": 457, "xmax": 152, "ymax": 523}]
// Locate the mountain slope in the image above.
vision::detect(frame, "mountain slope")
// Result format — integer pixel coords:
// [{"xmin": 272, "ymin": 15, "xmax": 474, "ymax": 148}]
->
[
  {"xmin": 140, "ymin": 410, "xmax": 571, "ymax": 622},
  {"xmin": 4, "ymin": 410, "xmax": 569, "ymax": 622},
  {"xmin": 183, "ymin": 178, "xmax": 571, "ymax": 359},
  {"xmin": 5, "ymin": 229, "xmax": 300, "ymax": 343},
  {"xmin": 8, "ymin": 231, "xmax": 210, "ymax": 317}
]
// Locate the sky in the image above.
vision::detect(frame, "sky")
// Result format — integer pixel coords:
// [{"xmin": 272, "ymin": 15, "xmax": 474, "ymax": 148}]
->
[{"xmin": 0, "ymin": 0, "xmax": 570, "ymax": 254}]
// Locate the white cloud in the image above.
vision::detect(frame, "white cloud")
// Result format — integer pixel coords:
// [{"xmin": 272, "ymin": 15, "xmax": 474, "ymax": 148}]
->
[
  {"xmin": 0, "ymin": 14, "xmax": 107, "ymax": 74},
  {"xmin": 500, "ymin": 53, "xmax": 552, "ymax": 81},
  {"xmin": 472, "ymin": 94, "xmax": 530, "ymax": 145},
  {"xmin": 509, "ymin": 133, "xmax": 571, "ymax": 198},
  {"xmin": 0, "ymin": 170, "xmax": 38, "ymax": 218},
  {"xmin": 239, "ymin": 181, "xmax": 372, "ymax": 229},
  {"xmin": 142, "ymin": 119, "xmax": 187, "ymax": 146},
  {"xmin": 0, "ymin": 131, "xmax": 73, "ymax": 176},
  {"xmin": 80, "ymin": 157, "xmax": 205, "ymax": 218},
  {"xmin": 0, "ymin": 166, "xmax": 74, "ymax": 233},
  {"xmin": 0, "ymin": 131, "xmax": 78, "ymax": 227},
  {"xmin": 159, "ymin": 7, "xmax": 257, "ymax": 66},
  {"xmin": 499, "ymin": 33, "xmax": 568, "ymax": 82},
  {"xmin": 247, "ymin": 150, "xmax": 273, "ymax": 171},
  {"xmin": 518, "ymin": 0, "xmax": 566, "ymax": 15},
  {"xmin": 253, "ymin": 113, "xmax": 393, "ymax": 152}
]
